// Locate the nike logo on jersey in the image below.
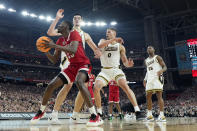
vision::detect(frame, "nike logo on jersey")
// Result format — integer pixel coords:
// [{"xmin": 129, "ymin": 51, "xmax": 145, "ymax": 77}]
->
[{"xmin": 105, "ymin": 46, "xmax": 118, "ymax": 51}]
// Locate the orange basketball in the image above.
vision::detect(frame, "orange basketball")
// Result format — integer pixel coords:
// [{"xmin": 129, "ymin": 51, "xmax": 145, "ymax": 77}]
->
[{"xmin": 36, "ymin": 36, "xmax": 51, "ymax": 52}]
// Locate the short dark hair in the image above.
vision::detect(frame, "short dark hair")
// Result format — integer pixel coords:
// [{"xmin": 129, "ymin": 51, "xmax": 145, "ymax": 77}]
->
[
  {"xmin": 62, "ymin": 21, "xmax": 73, "ymax": 31},
  {"xmin": 107, "ymin": 28, "xmax": 117, "ymax": 33},
  {"xmin": 73, "ymin": 13, "xmax": 83, "ymax": 19}
]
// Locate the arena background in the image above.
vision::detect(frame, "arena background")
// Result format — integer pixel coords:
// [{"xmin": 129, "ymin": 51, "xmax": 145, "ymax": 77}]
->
[{"xmin": 0, "ymin": 0, "xmax": 196, "ymax": 120}]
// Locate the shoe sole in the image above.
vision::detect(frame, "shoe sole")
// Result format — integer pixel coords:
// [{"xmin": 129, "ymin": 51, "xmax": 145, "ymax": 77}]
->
[
  {"xmin": 30, "ymin": 118, "xmax": 40, "ymax": 124},
  {"xmin": 156, "ymin": 120, "xmax": 166, "ymax": 122}
]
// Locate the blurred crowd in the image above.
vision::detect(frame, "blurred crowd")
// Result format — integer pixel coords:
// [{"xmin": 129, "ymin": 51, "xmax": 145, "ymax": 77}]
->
[
  {"xmin": 0, "ymin": 83, "xmax": 76, "ymax": 113},
  {"xmin": 140, "ymin": 86, "xmax": 197, "ymax": 117},
  {"xmin": 0, "ymin": 82, "xmax": 196, "ymax": 117}
]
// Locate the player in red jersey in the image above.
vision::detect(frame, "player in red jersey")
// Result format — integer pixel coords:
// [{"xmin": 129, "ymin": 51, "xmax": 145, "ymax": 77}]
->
[
  {"xmin": 88, "ymin": 74, "xmax": 95, "ymax": 103},
  {"xmin": 108, "ymin": 80, "xmax": 123, "ymax": 120},
  {"xmin": 47, "ymin": 10, "xmax": 101, "ymax": 124},
  {"xmin": 31, "ymin": 21, "xmax": 102, "ymax": 126}
]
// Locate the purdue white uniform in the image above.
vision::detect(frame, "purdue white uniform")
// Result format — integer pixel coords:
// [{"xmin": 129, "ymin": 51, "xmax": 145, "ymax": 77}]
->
[
  {"xmin": 96, "ymin": 43, "xmax": 126, "ymax": 86},
  {"xmin": 60, "ymin": 29, "xmax": 86, "ymax": 70},
  {"xmin": 144, "ymin": 55, "xmax": 164, "ymax": 92}
]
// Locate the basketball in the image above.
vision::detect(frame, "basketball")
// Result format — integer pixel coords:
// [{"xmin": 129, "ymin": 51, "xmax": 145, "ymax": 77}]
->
[{"xmin": 36, "ymin": 36, "xmax": 51, "ymax": 53}]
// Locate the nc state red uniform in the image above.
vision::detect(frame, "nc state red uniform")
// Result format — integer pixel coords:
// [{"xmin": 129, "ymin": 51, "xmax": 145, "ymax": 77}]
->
[
  {"xmin": 109, "ymin": 80, "xmax": 120, "ymax": 103},
  {"xmin": 56, "ymin": 30, "xmax": 91, "ymax": 83},
  {"xmin": 88, "ymin": 74, "xmax": 95, "ymax": 103}
]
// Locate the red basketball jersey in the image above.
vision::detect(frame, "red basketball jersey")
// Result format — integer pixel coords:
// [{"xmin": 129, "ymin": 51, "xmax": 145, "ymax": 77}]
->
[{"xmin": 56, "ymin": 30, "xmax": 90, "ymax": 65}]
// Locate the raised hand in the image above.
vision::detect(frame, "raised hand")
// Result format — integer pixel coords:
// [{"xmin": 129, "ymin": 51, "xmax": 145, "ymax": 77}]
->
[
  {"xmin": 114, "ymin": 37, "xmax": 124, "ymax": 44},
  {"xmin": 56, "ymin": 9, "xmax": 64, "ymax": 19},
  {"xmin": 94, "ymin": 49, "xmax": 102, "ymax": 59}
]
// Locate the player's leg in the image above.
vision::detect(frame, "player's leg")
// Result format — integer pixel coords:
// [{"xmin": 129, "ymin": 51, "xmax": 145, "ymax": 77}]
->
[
  {"xmin": 117, "ymin": 78, "xmax": 144, "ymax": 120},
  {"xmin": 146, "ymin": 91, "xmax": 154, "ymax": 121},
  {"xmin": 115, "ymin": 103, "xmax": 123, "ymax": 119},
  {"xmin": 31, "ymin": 75, "xmax": 65, "ymax": 123},
  {"xmin": 75, "ymin": 71, "xmax": 93, "ymax": 109},
  {"xmin": 70, "ymin": 91, "xmax": 85, "ymax": 123},
  {"xmin": 108, "ymin": 102, "xmax": 113, "ymax": 120},
  {"xmin": 54, "ymin": 83, "xmax": 73, "ymax": 111},
  {"xmin": 156, "ymin": 91, "xmax": 166, "ymax": 122},
  {"xmin": 49, "ymin": 83, "xmax": 73, "ymax": 124},
  {"xmin": 75, "ymin": 70, "xmax": 102, "ymax": 126},
  {"xmin": 94, "ymin": 79, "xmax": 106, "ymax": 115}
]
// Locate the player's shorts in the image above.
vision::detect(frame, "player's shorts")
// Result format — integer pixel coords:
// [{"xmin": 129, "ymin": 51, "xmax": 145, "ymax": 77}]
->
[
  {"xmin": 109, "ymin": 92, "xmax": 120, "ymax": 103},
  {"xmin": 59, "ymin": 64, "xmax": 91, "ymax": 84},
  {"xmin": 96, "ymin": 67, "xmax": 126, "ymax": 86},
  {"xmin": 146, "ymin": 76, "xmax": 164, "ymax": 93}
]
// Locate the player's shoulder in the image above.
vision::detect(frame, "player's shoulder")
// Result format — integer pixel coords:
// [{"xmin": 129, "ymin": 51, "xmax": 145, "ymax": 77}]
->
[
  {"xmin": 99, "ymin": 38, "xmax": 107, "ymax": 43},
  {"xmin": 155, "ymin": 55, "xmax": 163, "ymax": 60}
]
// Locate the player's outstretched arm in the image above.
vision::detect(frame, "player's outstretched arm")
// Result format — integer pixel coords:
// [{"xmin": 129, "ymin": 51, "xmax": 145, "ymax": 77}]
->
[
  {"xmin": 45, "ymin": 49, "xmax": 60, "ymax": 64},
  {"xmin": 120, "ymin": 44, "xmax": 134, "ymax": 68},
  {"xmin": 85, "ymin": 33, "xmax": 101, "ymax": 58},
  {"xmin": 98, "ymin": 37, "xmax": 124, "ymax": 48},
  {"xmin": 47, "ymin": 9, "xmax": 64, "ymax": 36},
  {"xmin": 156, "ymin": 56, "xmax": 167, "ymax": 76}
]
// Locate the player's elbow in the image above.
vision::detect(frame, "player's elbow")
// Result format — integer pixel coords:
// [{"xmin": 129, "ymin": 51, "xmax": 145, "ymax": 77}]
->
[
  {"xmin": 47, "ymin": 30, "xmax": 55, "ymax": 36},
  {"xmin": 98, "ymin": 44, "xmax": 103, "ymax": 48},
  {"xmin": 47, "ymin": 31, "xmax": 53, "ymax": 36}
]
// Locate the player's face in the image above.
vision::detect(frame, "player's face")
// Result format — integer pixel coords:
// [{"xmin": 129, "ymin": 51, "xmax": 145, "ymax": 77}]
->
[
  {"xmin": 106, "ymin": 29, "xmax": 116, "ymax": 40},
  {"xmin": 57, "ymin": 22, "xmax": 68, "ymax": 34},
  {"xmin": 73, "ymin": 15, "xmax": 82, "ymax": 26},
  {"xmin": 147, "ymin": 46, "xmax": 155, "ymax": 54}
]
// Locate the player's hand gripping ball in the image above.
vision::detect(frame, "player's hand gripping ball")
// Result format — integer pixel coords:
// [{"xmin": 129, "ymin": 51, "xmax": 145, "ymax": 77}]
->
[{"xmin": 36, "ymin": 36, "xmax": 51, "ymax": 52}]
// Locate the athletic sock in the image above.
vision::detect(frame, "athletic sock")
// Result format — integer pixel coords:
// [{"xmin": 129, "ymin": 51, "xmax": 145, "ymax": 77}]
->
[
  {"xmin": 147, "ymin": 110, "xmax": 152, "ymax": 116},
  {"xmin": 40, "ymin": 105, "xmax": 46, "ymax": 112},
  {"xmin": 160, "ymin": 111, "xmax": 164, "ymax": 117},
  {"xmin": 97, "ymin": 108, "xmax": 102, "ymax": 115},
  {"xmin": 134, "ymin": 106, "xmax": 140, "ymax": 112},
  {"xmin": 89, "ymin": 106, "xmax": 97, "ymax": 115}
]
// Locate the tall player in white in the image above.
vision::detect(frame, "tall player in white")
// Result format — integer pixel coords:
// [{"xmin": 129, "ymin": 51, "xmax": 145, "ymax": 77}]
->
[
  {"xmin": 47, "ymin": 9, "xmax": 101, "ymax": 124},
  {"xmin": 143, "ymin": 46, "xmax": 167, "ymax": 122},
  {"xmin": 93, "ymin": 28, "xmax": 144, "ymax": 124}
]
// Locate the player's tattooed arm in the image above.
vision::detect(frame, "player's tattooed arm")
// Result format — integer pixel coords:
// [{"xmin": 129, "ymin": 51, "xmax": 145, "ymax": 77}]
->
[
  {"xmin": 120, "ymin": 44, "xmax": 134, "ymax": 68},
  {"xmin": 43, "ymin": 39, "xmax": 79, "ymax": 54},
  {"xmin": 55, "ymin": 41, "xmax": 79, "ymax": 54},
  {"xmin": 47, "ymin": 9, "xmax": 64, "ymax": 36},
  {"xmin": 45, "ymin": 49, "xmax": 61, "ymax": 64},
  {"xmin": 156, "ymin": 56, "xmax": 167, "ymax": 76},
  {"xmin": 98, "ymin": 37, "xmax": 124, "ymax": 48},
  {"xmin": 85, "ymin": 33, "xmax": 101, "ymax": 58}
]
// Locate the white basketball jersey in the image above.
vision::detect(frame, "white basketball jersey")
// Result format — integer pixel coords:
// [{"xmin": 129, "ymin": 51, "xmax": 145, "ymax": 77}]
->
[
  {"xmin": 60, "ymin": 51, "xmax": 70, "ymax": 70},
  {"xmin": 78, "ymin": 30, "xmax": 86, "ymax": 49},
  {"xmin": 100, "ymin": 43, "xmax": 120, "ymax": 67},
  {"xmin": 145, "ymin": 55, "xmax": 162, "ymax": 82},
  {"xmin": 59, "ymin": 30, "xmax": 86, "ymax": 70}
]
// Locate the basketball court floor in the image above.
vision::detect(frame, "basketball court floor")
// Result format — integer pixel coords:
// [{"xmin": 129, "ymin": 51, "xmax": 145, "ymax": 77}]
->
[{"xmin": 0, "ymin": 117, "xmax": 196, "ymax": 131}]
